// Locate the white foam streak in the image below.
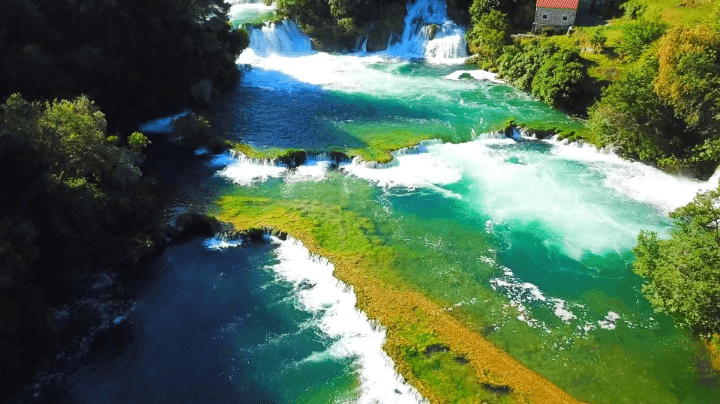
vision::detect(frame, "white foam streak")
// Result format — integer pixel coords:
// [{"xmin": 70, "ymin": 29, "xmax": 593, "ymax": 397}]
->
[
  {"xmin": 343, "ymin": 149, "xmax": 462, "ymax": 189},
  {"xmin": 546, "ymin": 137, "xmax": 720, "ymax": 214},
  {"xmin": 216, "ymin": 152, "xmax": 287, "ymax": 185},
  {"xmin": 444, "ymin": 70, "xmax": 505, "ymax": 84},
  {"xmin": 269, "ymin": 236, "xmax": 426, "ymax": 404},
  {"xmin": 203, "ymin": 236, "xmax": 243, "ymax": 250},
  {"xmin": 137, "ymin": 111, "xmax": 189, "ymax": 134}
]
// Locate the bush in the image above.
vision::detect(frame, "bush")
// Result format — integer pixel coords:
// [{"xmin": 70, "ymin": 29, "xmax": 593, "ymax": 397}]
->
[
  {"xmin": 617, "ymin": 19, "xmax": 668, "ymax": 61},
  {"xmin": 620, "ymin": 0, "xmax": 647, "ymax": 20},
  {"xmin": 589, "ymin": 28, "xmax": 608, "ymax": 53},
  {"xmin": 497, "ymin": 41, "xmax": 588, "ymax": 109},
  {"xmin": 171, "ymin": 113, "xmax": 225, "ymax": 152},
  {"xmin": 466, "ymin": 9, "xmax": 509, "ymax": 63},
  {"xmin": 531, "ymin": 49, "xmax": 586, "ymax": 107},
  {"xmin": 634, "ymin": 184, "xmax": 720, "ymax": 336}
]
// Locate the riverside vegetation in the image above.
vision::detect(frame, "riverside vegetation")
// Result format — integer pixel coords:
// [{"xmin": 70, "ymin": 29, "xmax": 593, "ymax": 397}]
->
[{"xmin": 0, "ymin": 0, "xmax": 248, "ymax": 398}]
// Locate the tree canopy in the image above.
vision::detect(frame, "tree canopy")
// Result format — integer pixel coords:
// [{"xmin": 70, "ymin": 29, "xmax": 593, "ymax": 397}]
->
[
  {"xmin": 0, "ymin": 0, "xmax": 248, "ymax": 126},
  {"xmin": 634, "ymin": 183, "xmax": 720, "ymax": 336}
]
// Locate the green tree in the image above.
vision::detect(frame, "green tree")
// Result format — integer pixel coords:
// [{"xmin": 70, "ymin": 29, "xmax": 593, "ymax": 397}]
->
[
  {"xmin": 531, "ymin": 48, "xmax": 586, "ymax": 107},
  {"xmin": 634, "ymin": 184, "xmax": 720, "ymax": 335},
  {"xmin": 654, "ymin": 24, "xmax": 720, "ymax": 136},
  {"xmin": 617, "ymin": 19, "xmax": 668, "ymax": 61},
  {"xmin": 588, "ymin": 58, "xmax": 683, "ymax": 162},
  {"xmin": 466, "ymin": 9, "xmax": 509, "ymax": 63}
]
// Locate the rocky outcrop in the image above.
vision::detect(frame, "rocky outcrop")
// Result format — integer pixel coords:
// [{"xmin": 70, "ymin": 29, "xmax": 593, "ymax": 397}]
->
[{"xmin": 366, "ymin": 2, "xmax": 406, "ymax": 52}]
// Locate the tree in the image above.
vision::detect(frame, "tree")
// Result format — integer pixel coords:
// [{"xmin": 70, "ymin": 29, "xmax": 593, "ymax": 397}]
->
[
  {"xmin": 634, "ymin": 184, "xmax": 720, "ymax": 335},
  {"xmin": 654, "ymin": 24, "xmax": 720, "ymax": 137},
  {"xmin": 531, "ymin": 48, "xmax": 586, "ymax": 107},
  {"xmin": 617, "ymin": 19, "xmax": 668, "ymax": 61},
  {"xmin": 588, "ymin": 58, "xmax": 684, "ymax": 162},
  {"xmin": 466, "ymin": 9, "xmax": 509, "ymax": 63}
]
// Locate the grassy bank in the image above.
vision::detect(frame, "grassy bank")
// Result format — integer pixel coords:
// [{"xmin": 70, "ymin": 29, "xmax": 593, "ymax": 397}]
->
[{"xmin": 216, "ymin": 195, "xmax": 582, "ymax": 404}]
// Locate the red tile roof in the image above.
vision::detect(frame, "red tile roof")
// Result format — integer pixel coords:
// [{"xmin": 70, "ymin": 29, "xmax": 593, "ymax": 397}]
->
[{"xmin": 536, "ymin": 0, "xmax": 579, "ymax": 9}]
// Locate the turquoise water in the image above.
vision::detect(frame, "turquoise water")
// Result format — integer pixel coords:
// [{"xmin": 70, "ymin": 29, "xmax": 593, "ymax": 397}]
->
[{"xmin": 64, "ymin": 2, "xmax": 720, "ymax": 403}]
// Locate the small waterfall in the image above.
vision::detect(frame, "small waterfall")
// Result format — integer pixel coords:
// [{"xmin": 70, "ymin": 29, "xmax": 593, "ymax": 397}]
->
[
  {"xmin": 389, "ymin": 0, "xmax": 467, "ymax": 60},
  {"xmin": 247, "ymin": 20, "xmax": 313, "ymax": 57}
]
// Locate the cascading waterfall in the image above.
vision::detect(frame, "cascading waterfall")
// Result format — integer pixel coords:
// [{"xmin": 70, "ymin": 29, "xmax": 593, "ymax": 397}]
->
[
  {"xmin": 388, "ymin": 0, "xmax": 467, "ymax": 60},
  {"xmin": 246, "ymin": 20, "xmax": 314, "ymax": 57}
]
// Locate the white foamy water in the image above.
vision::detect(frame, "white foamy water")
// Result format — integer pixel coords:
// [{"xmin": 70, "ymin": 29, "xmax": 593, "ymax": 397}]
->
[
  {"xmin": 138, "ymin": 111, "xmax": 189, "ymax": 134},
  {"xmin": 213, "ymin": 152, "xmax": 337, "ymax": 185},
  {"xmin": 215, "ymin": 152, "xmax": 287, "ymax": 185},
  {"xmin": 203, "ymin": 236, "xmax": 243, "ymax": 250},
  {"xmin": 335, "ymin": 135, "xmax": 719, "ymax": 259},
  {"xmin": 387, "ymin": 0, "xmax": 467, "ymax": 61},
  {"xmin": 243, "ymin": 20, "xmax": 313, "ymax": 58},
  {"xmin": 343, "ymin": 150, "xmax": 462, "ymax": 190},
  {"xmin": 269, "ymin": 236, "xmax": 426, "ymax": 404},
  {"xmin": 444, "ymin": 70, "xmax": 504, "ymax": 84},
  {"xmin": 546, "ymin": 137, "xmax": 720, "ymax": 215}
]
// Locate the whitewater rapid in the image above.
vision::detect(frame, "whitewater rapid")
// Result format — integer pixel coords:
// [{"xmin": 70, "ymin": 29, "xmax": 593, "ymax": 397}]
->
[{"xmin": 206, "ymin": 235, "xmax": 427, "ymax": 404}]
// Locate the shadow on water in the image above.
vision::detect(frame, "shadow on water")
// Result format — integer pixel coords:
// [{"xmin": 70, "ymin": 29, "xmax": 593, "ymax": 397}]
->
[{"xmin": 56, "ymin": 237, "xmax": 352, "ymax": 404}]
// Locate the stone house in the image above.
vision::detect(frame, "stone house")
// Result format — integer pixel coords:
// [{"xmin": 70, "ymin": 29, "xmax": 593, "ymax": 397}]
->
[{"xmin": 532, "ymin": 0, "xmax": 579, "ymax": 33}]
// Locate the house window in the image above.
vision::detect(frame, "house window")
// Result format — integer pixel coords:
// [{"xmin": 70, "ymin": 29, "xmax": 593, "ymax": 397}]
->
[
  {"xmin": 542, "ymin": 14, "xmax": 548, "ymax": 19},
  {"xmin": 563, "ymin": 16, "xmax": 568, "ymax": 21}
]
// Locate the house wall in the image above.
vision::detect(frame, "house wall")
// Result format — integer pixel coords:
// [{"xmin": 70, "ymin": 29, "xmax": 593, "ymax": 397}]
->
[{"xmin": 534, "ymin": 7, "xmax": 577, "ymax": 27}]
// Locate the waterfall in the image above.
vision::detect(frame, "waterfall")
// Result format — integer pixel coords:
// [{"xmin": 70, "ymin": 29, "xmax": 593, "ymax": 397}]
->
[
  {"xmin": 388, "ymin": 0, "xmax": 467, "ymax": 60},
  {"xmin": 246, "ymin": 20, "xmax": 314, "ymax": 57}
]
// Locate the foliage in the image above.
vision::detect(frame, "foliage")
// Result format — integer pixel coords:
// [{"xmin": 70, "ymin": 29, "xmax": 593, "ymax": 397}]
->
[
  {"xmin": 0, "ymin": 0, "xmax": 248, "ymax": 126},
  {"xmin": 587, "ymin": 22, "xmax": 720, "ymax": 175},
  {"xmin": 171, "ymin": 112, "xmax": 225, "ymax": 151},
  {"xmin": 633, "ymin": 184, "xmax": 720, "ymax": 335},
  {"xmin": 589, "ymin": 28, "xmax": 608, "ymax": 53},
  {"xmin": 588, "ymin": 58, "xmax": 682, "ymax": 161},
  {"xmin": 468, "ymin": 0, "xmax": 535, "ymax": 30},
  {"xmin": 497, "ymin": 41, "xmax": 588, "ymax": 109},
  {"xmin": 0, "ymin": 94, "xmax": 159, "ymax": 394},
  {"xmin": 654, "ymin": 25, "xmax": 720, "ymax": 133},
  {"xmin": 620, "ymin": 0, "xmax": 647, "ymax": 20},
  {"xmin": 466, "ymin": 9, "xmax": 509, "ymax": 63},
  {"xmin": 531, "ymin": 49, "xmax": 586, "ymax": 107},
  {"xmin": 617, "ymin": 19, "xmax": 668, "ymax": 61}
]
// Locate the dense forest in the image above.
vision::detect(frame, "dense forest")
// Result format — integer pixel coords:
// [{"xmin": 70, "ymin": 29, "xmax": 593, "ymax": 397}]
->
[{"xmin": 0, "ymin": 0, "xmax": 247, "ymax": 399}]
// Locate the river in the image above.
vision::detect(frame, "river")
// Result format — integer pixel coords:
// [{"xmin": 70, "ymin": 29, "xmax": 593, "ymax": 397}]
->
[{"xmin": 65, "ymin": 0, "xmax": 720, "ymax": 403}]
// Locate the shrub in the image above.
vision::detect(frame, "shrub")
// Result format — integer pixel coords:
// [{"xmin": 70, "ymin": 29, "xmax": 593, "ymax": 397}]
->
[
  {"xmin": 466, "ymin": 9, "xmax": 509, "ymax": 64},
  {"xmin": 634, "ymin": 184, "xmax": 720, "ymax": 336},
  {"xmin": 617, "ymin": 19, "xmax": 668, "ymax": 61}
]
